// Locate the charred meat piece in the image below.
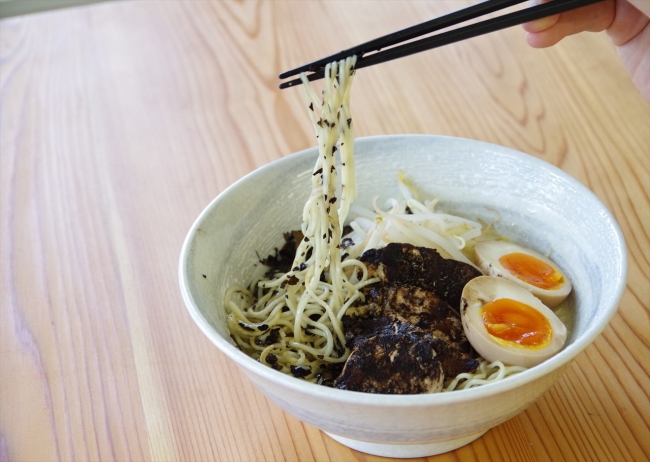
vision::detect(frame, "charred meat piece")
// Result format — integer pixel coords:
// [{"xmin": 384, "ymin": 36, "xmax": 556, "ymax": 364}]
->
[
  {"xmin": 385, "ymin": 285, "xmax": 471, "ymax": 353},
  {"xmin": 358, "ymin": 283, "xmax": 472, "ymax": 353},
  {"xmin": 334, "ymin": 333, "xmax": 444, "ymax": 394},
  {"xmin": 360, "ymin": 242, "xmax": 482, "ymax": 310},
  {"xmin": 343, "ymin": 312, "xmax": 416, "ymax": 349},
  {"xmin": 342, "ymin": 306, "xmax": 478, "ymax": 379},
  {"xmin": 429, "ymin": 337, "xmax": 479, "ymax": 379},
  {"xmin": 338, "ymin": 242, "xmax": 483, "ymax": 387}
]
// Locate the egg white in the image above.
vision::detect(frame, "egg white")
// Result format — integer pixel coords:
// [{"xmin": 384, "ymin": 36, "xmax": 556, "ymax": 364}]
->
[
  {"xmin": 474, "ymin": 241, "xmax": 572, "ymax": 308},
  {"xmin": 460, "ymin": 276, "xmax": 567, "ymax": 368}
]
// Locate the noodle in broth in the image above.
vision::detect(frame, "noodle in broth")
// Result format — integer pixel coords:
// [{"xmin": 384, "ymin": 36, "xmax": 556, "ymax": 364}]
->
[{"xmin": 225, "ymin": 57, "xmax": 527, "ymax": 390}]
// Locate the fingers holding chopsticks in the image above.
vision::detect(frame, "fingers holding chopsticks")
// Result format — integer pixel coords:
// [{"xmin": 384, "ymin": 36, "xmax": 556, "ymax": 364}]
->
[
  {"xmin": 522, "ymin": 0, "xmax": 650, "ymax": 103},
  {"xmin": 522, "ymin": 0, "xmax": 561, "ymax": 36},
  {"xmin": 522, "ymin": 0, "xmax": 616, "ymax": 47}
]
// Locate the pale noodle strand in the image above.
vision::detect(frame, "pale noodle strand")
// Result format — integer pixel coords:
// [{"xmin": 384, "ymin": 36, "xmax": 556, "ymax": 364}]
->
[
  {"xmin": 444, "ymin": 360, "xmax": 527, "ymax": 391},
  {"xmin": 224, "ymin": 57, "xmax": 360, "ymax": 382},
  {"xmin": 225, "ymin": 59, "xmax": 529, "ymax": 391}
]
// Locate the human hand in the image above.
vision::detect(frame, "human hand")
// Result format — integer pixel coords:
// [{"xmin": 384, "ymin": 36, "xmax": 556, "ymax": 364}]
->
[{"xmin": 523, "ymin": 0, "xmax": 650, "ymax": 102}]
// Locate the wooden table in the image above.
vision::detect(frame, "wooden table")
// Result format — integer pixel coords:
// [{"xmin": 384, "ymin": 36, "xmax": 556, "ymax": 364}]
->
[{"xmin": 1, "ymin": 1, "xmax": 648, "ymax": 461}]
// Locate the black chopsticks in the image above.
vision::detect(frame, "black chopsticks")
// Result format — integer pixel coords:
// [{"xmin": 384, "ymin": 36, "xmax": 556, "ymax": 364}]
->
[{"xmin": 279, "ymin": 0, "xmax": 605, "ymax": 89}]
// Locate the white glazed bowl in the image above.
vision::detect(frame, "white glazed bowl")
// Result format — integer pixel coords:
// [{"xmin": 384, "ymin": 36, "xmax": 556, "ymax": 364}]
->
[{"xmin": 179, "ymin": 135, "xmax": 627, "ymax": 458}]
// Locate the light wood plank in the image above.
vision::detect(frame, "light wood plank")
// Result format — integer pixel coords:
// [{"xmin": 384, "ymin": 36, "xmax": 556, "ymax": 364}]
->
[{"xmin": 1, "ymin": 1, "xmax": 648, "ymax": 461}]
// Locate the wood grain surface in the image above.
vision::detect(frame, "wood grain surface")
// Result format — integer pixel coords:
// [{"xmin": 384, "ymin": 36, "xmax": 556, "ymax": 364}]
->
[{"xmin": 1, "ymin": 1, "xmax": 648, "ymax": 461}]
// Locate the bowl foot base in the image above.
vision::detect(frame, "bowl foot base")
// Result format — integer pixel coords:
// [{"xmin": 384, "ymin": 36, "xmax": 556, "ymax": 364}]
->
[{"xmin": 325, "ymin": 430, "xmax": 488, "ymax": 458}]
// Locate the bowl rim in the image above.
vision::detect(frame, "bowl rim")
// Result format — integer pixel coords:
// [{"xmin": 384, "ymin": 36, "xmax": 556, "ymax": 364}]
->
[{"xmin": 179, "ymin": 134, "xmax": 628, "ymax": 406}]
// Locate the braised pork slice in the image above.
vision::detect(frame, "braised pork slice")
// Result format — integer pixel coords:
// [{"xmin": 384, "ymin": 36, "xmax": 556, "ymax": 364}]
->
[
  {"xmin": 334, "ymin": 243, "xmax": 481, "ymax": 392},
  {"xmin": 356, "ymin": 283, "xmax": 472, "ymax": 353},
  {"xmin": 360, "ymin": 242, "xmax": 482, "ymax": 310},
  {"xmin": 343, "ymin": 312, "xmax": 416, "ymax": 349},
  {"xmin": 342, "ymin": 306, "xmax": 478, "ymax": 380},
  {"xmin": 333, "ymin": 333, "xmax": 444, "ymax": 394}
]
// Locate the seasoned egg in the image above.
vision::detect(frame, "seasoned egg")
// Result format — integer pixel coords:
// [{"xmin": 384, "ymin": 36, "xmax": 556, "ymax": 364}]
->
[
  {"xmin": 474, "ymin": 241, "xmax": 572, "ymax": 308},
  {"xmin": 460, "ymin": 276, "xmax": 567, "ymax": 368}
]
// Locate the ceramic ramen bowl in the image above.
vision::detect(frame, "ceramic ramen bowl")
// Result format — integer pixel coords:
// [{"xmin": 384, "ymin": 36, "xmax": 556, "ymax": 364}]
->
[{"xmin": 179, "ymin": 135, "xmax": 627, "ymax": 458}]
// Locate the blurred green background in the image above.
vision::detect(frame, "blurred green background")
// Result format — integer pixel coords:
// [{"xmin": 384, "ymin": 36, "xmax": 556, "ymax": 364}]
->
[{"xmin": 0, "ymin": 0, "xmax": 113, "ymax": 18}]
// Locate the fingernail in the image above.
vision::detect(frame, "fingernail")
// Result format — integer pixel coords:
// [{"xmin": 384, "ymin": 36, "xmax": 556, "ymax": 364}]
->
[{"xmin": 526, "ymin": 15, "xmax": 559, "ymax": 33}]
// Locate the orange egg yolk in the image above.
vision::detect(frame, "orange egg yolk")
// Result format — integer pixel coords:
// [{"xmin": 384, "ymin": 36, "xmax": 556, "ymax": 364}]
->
[
  {"xmin": 499, "ymin": 252, "xmax": 564, "ymax": 290},
  {"xmin": 481, "ymin": 298, "xmax": 552, "ymax": 348}
]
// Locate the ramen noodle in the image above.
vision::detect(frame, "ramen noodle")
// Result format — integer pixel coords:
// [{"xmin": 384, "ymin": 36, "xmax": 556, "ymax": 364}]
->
[
  {"xmin": 224, "ymin": 57, "xmax": 527, "ymax": 390},
  {"xmin": 225, "ymin": 57, "xmax": 371, "ymax": 380}
]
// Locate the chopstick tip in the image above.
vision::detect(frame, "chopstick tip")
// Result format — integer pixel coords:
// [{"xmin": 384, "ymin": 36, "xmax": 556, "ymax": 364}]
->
[{"xmin": 279, "ymin": 79, "xmax": 300, "ymax": 90}]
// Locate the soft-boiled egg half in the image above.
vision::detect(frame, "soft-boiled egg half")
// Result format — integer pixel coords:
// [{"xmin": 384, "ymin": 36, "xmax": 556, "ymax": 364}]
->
[
  {"xmin": 461, "ymin": 276, "xmax": 567, "ymax": 368},
  {"xmin": 474, "ymin": 241, "xmax": 572, "ymax": 308}
]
